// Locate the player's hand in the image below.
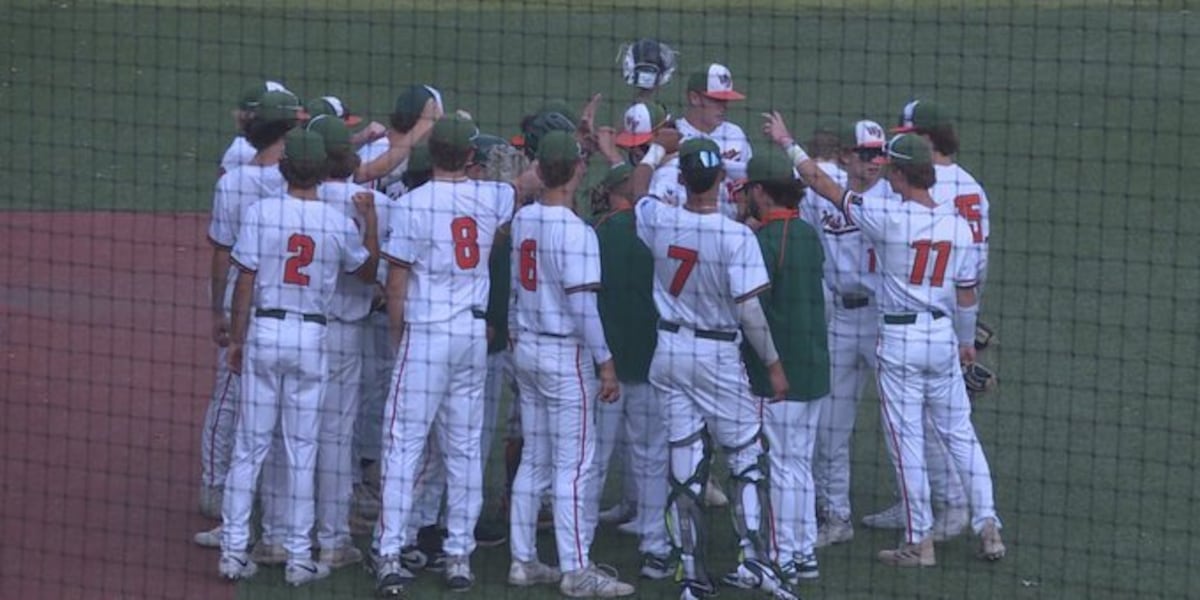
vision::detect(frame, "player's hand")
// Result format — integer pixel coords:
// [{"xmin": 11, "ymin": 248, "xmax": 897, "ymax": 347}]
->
[
  {"xmin": 411, "ymin": 97, "xmax": 443, "ymax": 142},
  {"xmin": 352, "ymin": 191, "xmax": 376, "ymax": 216},
  {"xmin": 598, "ymin": 361, "xmax": 620, "ymax": 403},
  {"xmin": 211, "ymin": 311, "xmax": 230, "ymax": 348},
  {"xmin": 651, "ymin": 127, "xmax": 682, "ymax": 156},
  {"xmin": 227, "ymin": 343, "xmax": 243, "ymax": 375},
  {"xmin": 761, "ymin": 111, "xmax": 796, "ymax": 149},
  {"xmin": 767, "ymin": 361, "xmax": 790, "ymax": 402},
  {"xmin": 578, "ymin": 93, "xmax": 602, "ymax": 139},
  {"xmin": 958, "ymin": 344, "xmax": 977, "ymax": 366},
  {"xmin": 359, "ymin": 121, "xmax": 387, "ymax": 143}
]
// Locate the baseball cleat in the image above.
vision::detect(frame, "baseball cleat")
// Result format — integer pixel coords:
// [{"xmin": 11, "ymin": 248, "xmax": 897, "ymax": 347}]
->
[
  {"xmin": 560, "ymin": 564, "xmax": 636, "ymax": 598},
  {"xmin": 931, "ymin": 505, "xmax": 969, "ymax": 542},
  {"xmin": 639, "ymin": 553, "xmax": 676, "ymax": 580},
  {"xmin": 399, "ymin": 545, "xmax": 428, "ymax": 571},
  {"xmin": 508, "ymin": 559, "xmax": 562, "ymax": 586},
  {"xmin": 878, "ymin": 537, "xmax": 936, "ymax": 567},
  {"xmin": 319, "ymin": 544, "xmax": 364, "ymax": 569},
  {"xmin": 249, "ymin": 540, "xmax": 288, "ymax": 565},
  {"xmin": 285, "ymin": 560, "xmax": 332, "ymax": 587},
  {"xmin": 679, "ymin": 578, "xmax": 716, "ymax": 600},
  {"xmin": 444, "ymin": 555, "xmax": 475, "ymax": 592},
  {"xmin": 375, "ymin": 554, "xmax": 414, "ymax": 598},
  {"xmin": 862, "ymin": 502, "xmax": 906, "ymax": 529},
  {"xmin": 218, "ymin": 553, "xmax": 258, "ymax": 581},
  {"xmin": 792, "ymin": 553, "xmax": 819, "ymax": 581},
  {"xmin": 978, "ymin": 518, "xmax": 1006, "ymax": 561},
  {"xmin": 815, "ymin": 515, "xmax": 855, "ymax": 548},
  {"xmin": 598, "ymin": 501, "xmax": 635, "ymax": 525},
  {"xmin": 193, "ymin": 525, "xmax": 222, "ymax": 549}
]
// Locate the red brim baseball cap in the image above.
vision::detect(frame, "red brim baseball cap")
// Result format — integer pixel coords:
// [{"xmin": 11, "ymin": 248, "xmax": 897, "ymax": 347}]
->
[
  {"xmin": 615, "ymin": 131, "xmax": 654, "ymax": 148},
  {"xmin": 704, "ymin": 89, "xmax": 746, "ymax": 101}
]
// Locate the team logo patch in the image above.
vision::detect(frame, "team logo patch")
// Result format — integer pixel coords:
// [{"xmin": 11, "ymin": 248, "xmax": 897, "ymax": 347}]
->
[
  {"xmin": 864, "ymin": 123, "xmax": 884, "ymax": 139},
  {"xmin": 625, "ymin": 114, "xmax": 640, "ymax": 132},
  {"xmin": 717, "ymin": 72, "xmax": 732, "ymax": 89}
]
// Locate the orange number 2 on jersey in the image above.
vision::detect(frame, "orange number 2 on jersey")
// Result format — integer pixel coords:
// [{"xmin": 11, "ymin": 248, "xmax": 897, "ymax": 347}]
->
[
  {"xmin": 667, "ymin": 245, "xmax": 698, "ymax": 296},
  {"xmin": 451, "ymin": 217, "xmax": 480, "ymax": 269},
  {"xmin": 518, "ymin": 239, "xmax": 537, "ymax": 291},
  {"xmin": 909, "ymin": 240, "xmax": 952, "ymax": 287},
  {"xmin": 283, "ymin": 233, "xmax": 315, "ymax": 286},
  {"xmin": 954, "ymin": 194, "xmax": 985, "ymax": 244}
]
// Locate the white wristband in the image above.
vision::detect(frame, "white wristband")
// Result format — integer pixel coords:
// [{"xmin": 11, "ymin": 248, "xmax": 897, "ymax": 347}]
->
[
  {"xmin": 785, "ymin": 143, "xmax": 810, "ymax": 165},
  {"xmin": 640, "ymin": 144, "xmax": 666, "ymax": 168}
]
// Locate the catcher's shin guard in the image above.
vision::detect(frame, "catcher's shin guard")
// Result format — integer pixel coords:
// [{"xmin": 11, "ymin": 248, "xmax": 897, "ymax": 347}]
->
[
  {"xmin": 725, "ymin": 431, "xmax": 773, "ymax": 561},
  {"xmin": 666, "ymin": 428, "xmax": 713, "ymax": 585}
]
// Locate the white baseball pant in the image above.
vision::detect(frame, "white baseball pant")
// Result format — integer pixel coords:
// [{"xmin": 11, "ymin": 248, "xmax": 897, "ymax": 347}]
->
[
  {"xmin": 200, "ymin": 345, "xmax": 239, "ymax": 491},
  {"xmin": 510, "ymin": 334, "xmax": 599, "ymax": 574},
  {"xmin": 763, "ymin": 396, "xmax": 824, "ymax": 561},
  {"xmin": 875, "ymin": 313, "xmax": 1001, "ymax": 544},
  {"xmin": 374, "ymin": 315, "xmax": 486, "ymax": 559},
  {"xmin": 316, "ymin": 317, "xmax": 366, "ymax": 550},
  {"xmin": 595, "ymin": 381, "xmax": 670, "ymax": 557},
  {"xmin": 814, "ymin": 302, "xmax": 877, "ymax": 520},
  {"xmin": 221, "ymin": 315, "xmax": 327, "ymax": 561}
]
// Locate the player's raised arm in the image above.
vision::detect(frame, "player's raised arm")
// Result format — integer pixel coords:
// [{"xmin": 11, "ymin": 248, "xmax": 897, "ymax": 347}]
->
[
  {"xmin": 762, "ymin": 111, "xmax": 850, "ymax": 207},
  {"xmin": 350, "ymin": 191, "xmax": 381, "ymax": 283},
  {"xmin": 629, "ymin": 126, "xmax": 682, "ymax": 199},
  {"xmin": 355, "ymin": 89, "xmax": 442, "ymax": 184}
]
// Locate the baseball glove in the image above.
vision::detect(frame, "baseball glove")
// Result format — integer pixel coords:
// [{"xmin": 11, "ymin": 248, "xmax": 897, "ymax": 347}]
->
[
  {"xmin": 975, "ymin": 320, "xmax": 997, "ymax": 351},
  {"xmin": 963, "ymin": 362, "xmax": 998, "ymax": 397}
]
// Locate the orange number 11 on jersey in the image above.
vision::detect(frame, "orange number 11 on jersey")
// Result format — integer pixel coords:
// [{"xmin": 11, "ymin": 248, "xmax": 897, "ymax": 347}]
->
[{"xmin": 909, "ymin": 240, "xmax": 951, "ymax": 287}]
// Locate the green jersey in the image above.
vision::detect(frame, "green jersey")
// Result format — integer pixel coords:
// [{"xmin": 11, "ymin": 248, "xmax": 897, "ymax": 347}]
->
[
  {"xmin": 485, "ymin": 226, "xmax": 512, "ymax": 355},
  {"xmin": 593, "ymin": 209, "xmax": 658, "ymax": 383},
  {"xmin": 744, "ymin": 212, "xmax": 831, "ymax": 401}
]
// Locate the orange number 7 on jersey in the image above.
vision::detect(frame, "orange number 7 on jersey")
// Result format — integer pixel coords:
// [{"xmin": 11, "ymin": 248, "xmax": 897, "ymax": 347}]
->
[
  {"xmin": 909, "ymin": 240, "xmax": 951, "ymax": 287},
  {"xmin": 667, "ymin": 245, "xmax": 698, "ymax": 296},
  {"xmin": 954, "ymin": 194, "xmax": 984, "ymax": 244}
]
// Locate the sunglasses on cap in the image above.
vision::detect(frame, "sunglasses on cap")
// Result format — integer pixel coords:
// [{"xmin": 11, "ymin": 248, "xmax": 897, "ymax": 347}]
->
[{"xmin": 854, "ymin": 147, "xmax": 885, "ymax": 162}]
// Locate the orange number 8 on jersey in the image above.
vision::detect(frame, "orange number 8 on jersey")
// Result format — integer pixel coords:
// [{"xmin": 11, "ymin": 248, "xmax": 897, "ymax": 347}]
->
[{"xmin": 451, "ymin": 216, "xmax": 480, "ymax": 269}]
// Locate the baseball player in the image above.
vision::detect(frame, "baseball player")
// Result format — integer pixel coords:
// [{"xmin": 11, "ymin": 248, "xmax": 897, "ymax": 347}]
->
[
  {"xmin": 196, "ymin": 89, "xmax": 301, "ymax": 546},
  {"xmin": 862, "ymin": 100, "xmax": 990, "ymax": 538},
  {"xmin": 588, "ymin": 161, "xmax": 674, "ymax": 578},
  {"xmin": 219, "ymin": 128, "xmax": 379, "ymax": 585},
  {"xmin": 763, "ymin": 114, "xmax": 1007, "ymax": 565},
  {"xmin": 803, "ymin": 120, "xmax": 890, "ymax": 548},
  {"xmin": 372, "ymin": 115, "xmax": 514, "ymax": 596},
  {"xmin": 355, "ymin": 84, "xmax": 443, "ymax": 195},
  {"xmin": 629, "ymin": 137, "xmax": 795, "ymax": 600},
  {"xmin": 219, "ymin": 80, "xmax": 293, "ymax": 176},
  {"xmin": 303, "ymin": 115, "xmax": 393, "ymax": 570},
  {"xmin": 739, "ymin": 149, "xmax": 831, "ymax": 584},
  {"xmin": 506, "ymin": 130, "xmax": 633, "ymax": 598}
]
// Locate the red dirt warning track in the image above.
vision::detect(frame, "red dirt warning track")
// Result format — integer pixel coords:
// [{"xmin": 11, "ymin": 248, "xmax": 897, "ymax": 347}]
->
[{"xmin": 1, "ymin": 212, "xmax": 232, "ymax": 600}]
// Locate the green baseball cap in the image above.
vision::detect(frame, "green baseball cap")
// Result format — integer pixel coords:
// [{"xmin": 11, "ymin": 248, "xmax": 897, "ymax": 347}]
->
[
  {"xmin": 393, "ymin": 84, "xmax": 444, "ymax": 120},
  {"xmin": 305, "ymin": 114, "xmax": 352, "ymax": 153},
  {"xmin": 745, "ymin": 148, "xmax": 795, "ymax": 184},
  {"xmin": 601, "ymin": 163, "xmax": 634, "ymax": 189},
  {"xmin": 283, "ymin": 129, "xmax": 328, "ymax": 164},
  {"xmin": 238, "ymin": 80, "xmax": 292, "ymax": 110},
  {"xmin": 254, "ymin": 90, "xmax": 304, "ymax": 123},
  {"xmin": 894, "ymin": 99, "xmax": 953, "ymax": 132},
  {"xmin": 431, "ymin": 115, "xmax": 479, "ymax": 152},
  {"xmin": 407, "ymin": 144, "xmax": 432, "ymax": 174},
  {"xmin": 884, "ymin": 133, "xmax": 934, "ymax": 166},
  {"xmin": 304, "ymin": 95, "xmax": 363, "ymax": 127},
  {"xmin": 537, "ymin": 130, "xmax": 583, "ymax": 165},
  {"xmin": 686, "ymin": 63, "xmax": 745, "ymax": 101}
]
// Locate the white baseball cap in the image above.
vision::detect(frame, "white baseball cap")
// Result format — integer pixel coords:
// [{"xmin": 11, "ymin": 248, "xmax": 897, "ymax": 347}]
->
[
  {"xmin": 844, "ymin": 119, "xmax": 887, "ymax": 149},
  {"xmin": 616, "ymin": 102, "xmax": 671, "ymax": 148},
  {"xmin": 687, "ymin": 63, "xmax": 745, "ymax": 101}
]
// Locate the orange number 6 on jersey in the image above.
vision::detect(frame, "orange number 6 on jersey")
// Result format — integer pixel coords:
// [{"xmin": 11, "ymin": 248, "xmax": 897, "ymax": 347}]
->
[
  {"xmin": 283, "ymin": 233, "xmax": 315, "ymax": 286},
  {"xmin": 451, "ymin": 216, "xmax": 480, "ymax": 269},
  {"xmin": 667, "ymin": 245, "xmax": 698, "ymax": 296},
  {"xmin": 518, "ymin": 239, "xmax": 537, "ymax": 291}
]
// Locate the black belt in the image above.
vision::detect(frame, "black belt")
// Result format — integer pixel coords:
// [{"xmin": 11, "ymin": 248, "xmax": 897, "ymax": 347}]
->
[
  {"xmin": 255, "ymin": 308, "xmax": 327, "ymax": 325},
  {"xmin": 841, "ymin": 294, "xmax": 870, "ymax": 309},
  {"xmin": 657, "ymin": 320, "xmax": 738, "ymax": 342},
  {"xmin": 882, "ymin": 310, "xmax": 946, "ymax": 325}
]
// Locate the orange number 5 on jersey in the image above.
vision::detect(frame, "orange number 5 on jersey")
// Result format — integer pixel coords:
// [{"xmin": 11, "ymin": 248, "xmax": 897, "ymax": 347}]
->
[{"xmin": 954, "ymin": 194, "xmax": 985, "ymax": 244}]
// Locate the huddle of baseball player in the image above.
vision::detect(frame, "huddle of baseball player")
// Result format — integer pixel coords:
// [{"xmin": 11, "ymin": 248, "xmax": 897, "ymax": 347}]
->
[{"xmin": 191, "ymin": 35, "xmax": 1007, "ymax": 598}]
